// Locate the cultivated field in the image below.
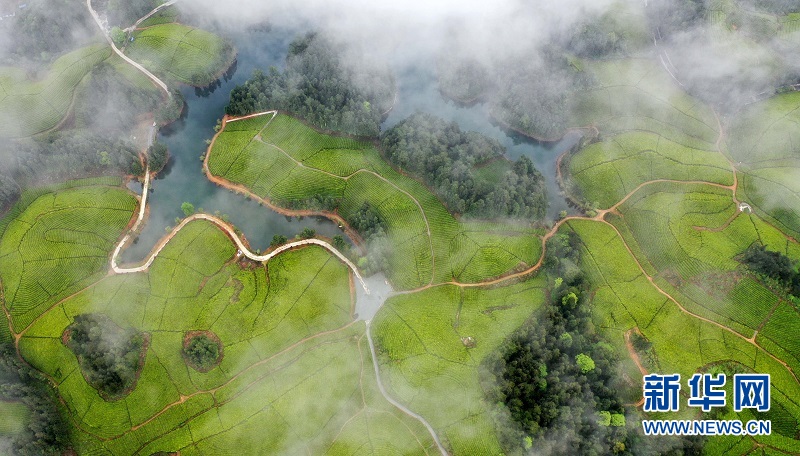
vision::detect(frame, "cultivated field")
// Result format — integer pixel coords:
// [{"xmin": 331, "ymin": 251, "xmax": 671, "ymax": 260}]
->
[
  {"xmin": 126, "ymin": 23, "xmax": 236, "ymax": 87},
  {"xmin": 0, "ymin": 44, "xmax": 111, "ymax": 138},
  {"xmin": 0, "ymin": 178, "xmax": 135, "ymax": 332},
  {"xmin": 206, "ymin": 113, "xmax": 542, "ymax": 290},
  {"xmin": 372, "ymin": 278, "xmax": 548, "ymax": 454},
  {"xmin": 728, "ymin": 91, "xmax": 800, "ymax": 239},
  {"xmin": 568, "ymin": 218, "xmax": 800, "ymax": 451},
  {"xmin": 2, "ymin": 183, "xmax": 437, "ymax": 454}
]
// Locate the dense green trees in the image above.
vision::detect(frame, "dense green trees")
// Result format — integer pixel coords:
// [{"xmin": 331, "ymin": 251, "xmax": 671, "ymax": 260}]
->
[
  {"xmin": 226, "ymin": 33, "xmax": 395, "ymax": 137},
  {"xmin": 381, "ymin": 113, "xmax": 547, "ymax": 220},
  {"xmin": 65, "ymin": 314, "xmax": 146, "ymax": 399},
  {"xmin": 182, "ymin": 333, "xmax": 222, "ymax": 372},
  {"xmin": 0, "ymin": 130, "xmax": 143, "ymax": 211},
  {"xmin": 0, "ymin": 345, "xmax": 69, "ymax": 455},
  {"xmin": 300, "ymin": 227, "xmax": 316, "ymax": 239},
  {"xmin": 147, "ymin": 141, "xmax": 169, "ymax": 172},
  {"xmin": 743, "ymin": 244, "xmax": 800, "ymax": 296},
  {"xmin": 488, "ymin": 231, "xmax": 630, "ymax": 453},
  {"xmin": 347, "ymin": 202, "xmax": 390, "ymax": 275},
  {"xmin": 270, "ymin": 234, "xmax": 288, "ymax": 248},
  {"xmin": 0, "ymin": 0, "xmax": 96, "ymax": 63}
]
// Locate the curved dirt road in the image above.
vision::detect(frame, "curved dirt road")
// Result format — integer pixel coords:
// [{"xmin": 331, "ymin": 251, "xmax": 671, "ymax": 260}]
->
[{"xmin": 86, "ymin": 0, "xmax": 170, "ymax": 97}]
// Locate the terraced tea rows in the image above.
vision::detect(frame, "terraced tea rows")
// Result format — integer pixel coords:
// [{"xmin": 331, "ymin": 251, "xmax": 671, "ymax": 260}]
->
[
  {"xmin": 0, "ymin": 182, "xmax": 135, "ymax": 331},
  {"xmin": 2, "ymin": 186, "xmax": 436, "ymax": 454},
  {"xmin": 126, "ymin": 24, "xmax": 235, "ymax": 86},
  {"xmin": 0, "ymin": 44, "xmax": 111, "ymax": 138},
  {"xmin": 206, "ymin": 112, "xmax": 542, "ymax": 290},
  {"xmin": 729, "ymin": 91, "xmax": 800, "ymax": 239},
  {"xmin": 372, "ymin": 279, "xmax": 548, "ymax": 454}
]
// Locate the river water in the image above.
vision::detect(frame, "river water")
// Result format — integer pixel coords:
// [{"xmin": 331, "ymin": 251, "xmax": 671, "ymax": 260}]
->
[{"xmin": 120, "ymin": 23, "xmax": 579, "ymax": 265}]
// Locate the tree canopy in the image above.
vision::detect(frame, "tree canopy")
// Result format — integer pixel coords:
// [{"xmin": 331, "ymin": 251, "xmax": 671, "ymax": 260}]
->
[
  {"xmin": 226, "ymin": 33, "xmax": 395, "ymax": 137},
  {"xmin": 65, "ymin": 314, "xmax": 146, "ymax": 399},
  {"xmin": 182, "ymin": 333, "xmax": 222, "ymax": 372},
  {"xmin": 381, "ymin": 113, "xmax": 547, "ymax": 220}
]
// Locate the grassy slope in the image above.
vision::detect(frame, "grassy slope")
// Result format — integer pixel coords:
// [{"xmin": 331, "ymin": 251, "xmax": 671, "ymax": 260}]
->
[
  {"xmin": 569, "ymin": 219, "xmax": 800, "ymax": 450},
  {"xmin": 0, "ymin": 44, "xmax": 111, "ymax": 138},
  {"xmin": 3, "ymin": 187, "xmax": 434, "ymax": 454},
  {"xmin": 207, "ymin": 113, "xmax": 542, "ymax": 290},
  {"xmin": 126, "ymin": 23, "xmax": 234, "ymax": 86}
]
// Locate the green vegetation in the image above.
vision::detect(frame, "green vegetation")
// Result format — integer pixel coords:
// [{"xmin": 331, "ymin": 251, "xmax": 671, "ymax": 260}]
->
[
  {"xmin": 181, "ymin": 202, "xmax": 194, "ymax": 216},
  {"xmin": 0, "ymin": 45, "xmax": 112, "ymax": 138},
  {"xmin": 728, "ymin": 91, "xmax": 800, "ymax": 239},
  {"xmin": 438, "ymin": 1, "xmax": 650, "ymax": 139},
  {"xmin": 2, "ymin": 186, "xmax": 436, "ymax": 454},
  {"xmin": 567, "ymin": 217, "xmax": 800, "ymax": 452},
  {"xmin": 568, "ymin": 131, "xmax": 732, "ymax": 208},
  {"xmin": 382, "ymin": 113, "xmax": 547, "ymax": 220},
  {"xmin": 182, "ymin": 332, "xmax": 222, "ymax": 372},
  {"xmin": 65, "ymin": 314, "xmax": 147, "ymax": 400},
  {"xmin": 742, "ymin": 245, "xmax": 800, "ymax": 296},
  {"xmin": 73, "ymin": 60, "xmax": 162, "ymax": 134},
  {"xmin": 102, "ymin": 0, "xmax": 163, "ymax": 28},
  {"xmin": 0, "ymin": 0, "xmax": 96, "ymax": 63},
  {"xmin": 0, "ymin": 182, "xmax": 136, "ymax": 331},
  {"xmin": 207, "ymin": 113, "xmax": 542, "ymax": 289},
  {"xmin": 347, "ymin": 202, "xmax": 389, "ymax": 275},
  {"xmin": 0, "ymin": 345, "xmax": 69, "ymax": 455},
  {"xmin": 561, "ymin": 57, "xmax": 727, "ymax": 211},
  {"xmin": 372, "ymin": 279, "xmax": 548, "ymax": 454},
  {"xmin": 226, "ymin": 33, "xmax": 394, "ymax": 137},
  {"xmin": 0, "ymin": 401, "xmax": 29, "ymax": 437},
  {"xmin": 0, "ymin": 131, "xmax": 143, "ymax": 211},
  {"xmin": 126, "ymin": 23, "xmax": 236, "ymax": 86}
]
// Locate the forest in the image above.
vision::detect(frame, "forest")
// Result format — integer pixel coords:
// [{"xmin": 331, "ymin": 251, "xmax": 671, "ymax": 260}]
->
[
  {"xmin": 226, "ymin": 33, "xmax": 395, "ymax": 137},
  {"xmin": 0, "ymin": 0, "xmax": 95, "ymax": 64},
  {"xmin": 381, "ymin": 113, "xmax": 547, "ymax": 220},
  {"xmin": 486, "ymin": 231, "xmax": 705, "ymax": 455},
  {"xmin": 438, "ymin": 44, "xmax": 594, "ymax": 140},
  {"xmin": 487, "ymin": 230, "xmax": 630, "ymax": 453},
  {"xmin": 65, "ymin": 314, "xmax": 146, "ymax": 399},
  {"xmin": 743, "ymin": 244, "xmax": 800, "ymax": 297},
  {"xmin": 0, "ymin": 131, "xmax": 143, "ymax": 211},
  {"xmin": 347, "ymin": 202, "xmax": 390, "ymax": 275},
  {"xmin": 74, "ymin": 62, "xmax": 161, "ymax": 134},
  {"xmin": 0, "ymin": 345, "xmax": 69, "ymax": 456}
]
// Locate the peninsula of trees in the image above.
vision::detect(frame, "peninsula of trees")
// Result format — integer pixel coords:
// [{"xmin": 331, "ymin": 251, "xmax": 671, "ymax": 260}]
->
[
  {"xmin": 226, "ymin": 33, "xmax": 395, "ymax": 137},
  {"xmin": 381, "ymin": 113, "xmax": 547, "ymax": 220}
]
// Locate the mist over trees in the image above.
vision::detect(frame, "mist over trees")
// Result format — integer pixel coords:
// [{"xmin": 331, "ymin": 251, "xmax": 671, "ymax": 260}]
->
[
  {"xmin": 0, "ymin": 0, "xmax": 96, "ymax": 64},
  {"xmin": 647, "ymin": 0, "xmax": 800, "ymax": 113},
  {"xmin": 0, "ymin": 131, "xmax": 143, "ymax": 210},
  {"xmin": 486, "ymin": 231, "xmax": 630, "ymax": 454},
  {"xmin": 0, "ymin": 345, "xmax": 69, "ymax": 455},
  {"xmin": 226, "ymin": 32, "xmax": 395, "ymax": 137},
  {"xmin": 95, "ymin": 0, "xmax": 160, "ymax": 28},
  {"xmin": 381, "ymin": 113, "xmax": 547, "ymax": 220},
  {"xmin": 438, "ymin": 44, "xmax": 593, "ymax": 140},
  {"xmin": 74, "ymin": 62, "xmax": 161, "ymax": 134},
  {"xmin": 65, "ymin": 314, "xmax": 146, "ymax": 399},
  {"xmin": 347, "ymin": 202, "xmax": 390, "ymax": 275},
  {"xmin": 743, "ymin": 245, "xmax": 800, "ymax": 297}
]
